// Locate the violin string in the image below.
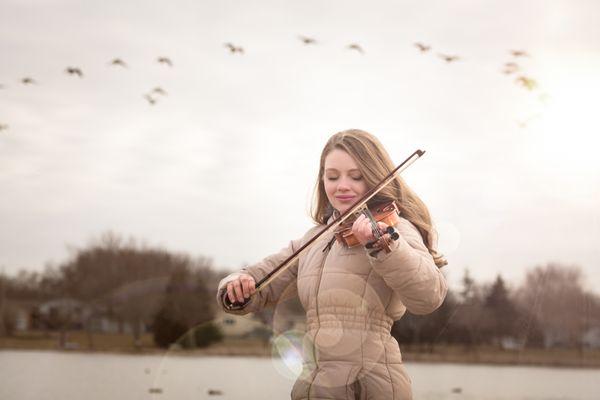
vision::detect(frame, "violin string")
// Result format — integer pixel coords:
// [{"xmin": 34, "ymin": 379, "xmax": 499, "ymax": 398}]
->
[{"xmin": 363, "ymin": 208, "xmax": 383, "ymax": 240}]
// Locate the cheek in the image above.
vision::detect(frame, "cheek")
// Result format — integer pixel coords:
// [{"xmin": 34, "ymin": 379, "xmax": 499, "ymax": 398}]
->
[
  {"xmin": 354, "ymin": 181, "xmax": 368, "ymax": 195},
  {"xmin": 323, "ymin": 181, "xmax": 335, "ymax": 199}
]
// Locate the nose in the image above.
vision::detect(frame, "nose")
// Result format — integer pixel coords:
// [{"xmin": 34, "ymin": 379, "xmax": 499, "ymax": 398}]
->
[{"xmin": 336, "ymin": 177, "xmax": 351, "ymax": 192}]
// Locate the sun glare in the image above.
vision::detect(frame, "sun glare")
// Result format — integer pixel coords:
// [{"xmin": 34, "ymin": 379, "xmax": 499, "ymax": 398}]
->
[{"xmin": 523, "ymin": 69, "xmax": 600, "ymax": 177}]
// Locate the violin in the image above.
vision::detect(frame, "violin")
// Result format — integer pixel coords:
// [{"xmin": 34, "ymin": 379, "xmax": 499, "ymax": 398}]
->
[{"xmin": 334, "ymin": 201, "xmax": 401, "ymax": 255}]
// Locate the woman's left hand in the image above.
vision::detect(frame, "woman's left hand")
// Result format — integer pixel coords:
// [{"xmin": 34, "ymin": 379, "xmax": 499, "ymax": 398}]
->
[{"xmin": 351, "ymin": 214, "xmax": 389, "ymax": 246}]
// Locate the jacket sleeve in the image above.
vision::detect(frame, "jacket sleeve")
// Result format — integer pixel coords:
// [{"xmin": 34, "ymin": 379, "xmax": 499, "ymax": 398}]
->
[
  {"xmin": 215, "ymin": 226, "xmax": 319, "ymax": 315},
  {"xmin": 368, "ymin": 217, "xmax": 448, "ymax": 315}
]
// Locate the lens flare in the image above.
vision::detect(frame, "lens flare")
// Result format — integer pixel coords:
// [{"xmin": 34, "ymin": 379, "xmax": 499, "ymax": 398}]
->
[{"xmin": 270, "ymin": 330, "xmax": 305, "ymax": 380}]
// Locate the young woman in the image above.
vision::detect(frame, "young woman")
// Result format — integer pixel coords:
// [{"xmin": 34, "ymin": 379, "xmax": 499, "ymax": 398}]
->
[{"xmin": 216, "ymin": 129, "xmax": 448, "ymax": 400}]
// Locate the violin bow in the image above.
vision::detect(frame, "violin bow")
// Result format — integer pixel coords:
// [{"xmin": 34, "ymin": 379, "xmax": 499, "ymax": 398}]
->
[{"xmin": 227, "ymin": 149, "xmax": 425, "ymax": 309}]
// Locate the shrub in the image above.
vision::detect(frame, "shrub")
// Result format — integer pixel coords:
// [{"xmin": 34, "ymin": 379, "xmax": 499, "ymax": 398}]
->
[
  {"xmin": 152, "ymin": 306, "xmax": 187, "ymax": 348},
  {"xmin": 191, "ymin": 322, "xmax": 223, "ymax": 348}
]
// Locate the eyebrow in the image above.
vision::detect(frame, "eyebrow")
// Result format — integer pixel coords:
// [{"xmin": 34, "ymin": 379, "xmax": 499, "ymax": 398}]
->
[{"xmin": 324, "ymin": 168, "xmax": 361, "ymax": 173}]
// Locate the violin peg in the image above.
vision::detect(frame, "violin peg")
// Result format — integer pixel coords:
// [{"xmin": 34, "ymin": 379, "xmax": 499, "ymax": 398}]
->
[{"xmin": 385, "ymin": 226, "xmax": 400, "ymax": 240}]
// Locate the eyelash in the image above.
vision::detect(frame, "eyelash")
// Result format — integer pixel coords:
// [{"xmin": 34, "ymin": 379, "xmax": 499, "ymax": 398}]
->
[{"xmin": 326, "ymin": 176, "xmax": 363, "ymax": 181}]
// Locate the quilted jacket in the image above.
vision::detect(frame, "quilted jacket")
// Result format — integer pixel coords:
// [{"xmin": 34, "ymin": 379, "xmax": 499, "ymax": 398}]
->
[{"xmin": 216, "ymin": 217, "xmax": 448, "ymax": 399}]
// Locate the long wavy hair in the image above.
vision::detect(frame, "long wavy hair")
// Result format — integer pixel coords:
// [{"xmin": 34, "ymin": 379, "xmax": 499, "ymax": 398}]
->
[{"xmin": 311, "ymin": 129, "xmax": 447, "ymax": 267}]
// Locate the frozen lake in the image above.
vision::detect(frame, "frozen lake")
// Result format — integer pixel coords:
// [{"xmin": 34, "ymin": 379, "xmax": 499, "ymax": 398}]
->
[{"xmin": 1, "ymin": 350, "xmax": 599, "ymax": 399}]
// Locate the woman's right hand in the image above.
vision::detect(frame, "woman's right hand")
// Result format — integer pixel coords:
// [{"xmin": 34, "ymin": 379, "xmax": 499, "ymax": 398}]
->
[{"xmin": 226, "ymin": 273, "xmax": 256, "ymax": 304}]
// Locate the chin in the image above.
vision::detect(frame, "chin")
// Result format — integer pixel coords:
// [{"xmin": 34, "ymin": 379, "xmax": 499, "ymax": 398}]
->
[{"xmin": 335, "ymin": 205, "xmax": 351, "ymax": 214}]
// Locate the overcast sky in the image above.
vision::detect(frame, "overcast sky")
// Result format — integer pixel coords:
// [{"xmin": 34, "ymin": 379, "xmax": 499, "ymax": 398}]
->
[{"xmin": 1, "ymin": 0, "xmax": 599, "ymax": 294}]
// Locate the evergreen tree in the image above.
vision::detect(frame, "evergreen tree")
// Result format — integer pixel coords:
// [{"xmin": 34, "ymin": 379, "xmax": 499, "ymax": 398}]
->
[
  {"xmin": 482, "ymin": 274, "xmax": 519, "ymax": 345},
  {"xmin": 151, "ymin": 266, "xmax": 218, "ymax": 348}
]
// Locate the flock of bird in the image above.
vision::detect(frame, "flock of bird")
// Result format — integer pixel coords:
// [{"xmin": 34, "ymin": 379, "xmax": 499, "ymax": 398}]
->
[
  {"xmin": 413, "ymin": 42, "xmax": 539, "ymax": 90},
  {"xmin": 0, "ymin": 36, "xmax": 541, "ymax": 133}
]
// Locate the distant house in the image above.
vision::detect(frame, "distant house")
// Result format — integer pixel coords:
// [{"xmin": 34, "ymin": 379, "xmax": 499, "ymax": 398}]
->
[
  {"xmin": 541, "ymin": 326, "xmax": 600, "ymax": 349},
  {"xmin": 542, "ymin": 329, "xmax": 570, "ymax": 348},
  {"xmin": 213, "ymin": 309, "xmax": 306, "ymax": 339},
  {"xmin": 14, "ymin": 307, "xmax": 29, "ymax": 331},
  {"xmin": 36, "ymin": 298, "xmax": 143, "ymax": 334},
  {"xmin": 2, "ymin": 300, "xmax": 38, "ymax": 332},
  {"xmin": 582, "ymin": 327, "xmax": 600, "ymax": 349},
  {"xmin": 273, "ymin": 314, "xmax": 306, "ymax": 334},
  {"xmin": 89, "ymin": 315, "xmax": 145, "ymax": 335},
  {"xmin": 213, "ymin": 310, "xmax": 266, "ymax": 338},
  {"xmin": 500, "ymin": 336, "xmax": 525, "ymax": 350},
  {"xmin": 37, "ymin": 298, "xmax": 90, "ymax": 330}
]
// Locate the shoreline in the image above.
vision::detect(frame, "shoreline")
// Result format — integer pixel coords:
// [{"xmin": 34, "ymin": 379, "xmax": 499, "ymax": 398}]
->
[
  {"xmin": 2, "ymin": 336, "xmax": 600, "ymax": 369},
  {"xmin": 3, "ymin": 346, "xmax": 600, "ymax": 370},
  {"xmin": 0, "ymin": 331, "xmax": 600, "ymax": 369}
]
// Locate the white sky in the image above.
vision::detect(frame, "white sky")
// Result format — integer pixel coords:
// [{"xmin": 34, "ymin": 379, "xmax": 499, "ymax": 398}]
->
[{"xmin": 1, "ymin": 0, "xmax": 599, "ymax": 294}]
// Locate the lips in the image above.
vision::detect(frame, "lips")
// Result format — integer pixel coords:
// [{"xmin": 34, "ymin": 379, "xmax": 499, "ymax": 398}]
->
[{"xmin": 336, "ymin": 195, "xmax": 355, "ymax": 201}]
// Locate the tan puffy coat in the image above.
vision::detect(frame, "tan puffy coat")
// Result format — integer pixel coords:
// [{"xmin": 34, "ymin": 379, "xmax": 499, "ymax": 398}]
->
[{"xmin": 216, "ymin": 217, "xmax": 448, "ymax": 400}]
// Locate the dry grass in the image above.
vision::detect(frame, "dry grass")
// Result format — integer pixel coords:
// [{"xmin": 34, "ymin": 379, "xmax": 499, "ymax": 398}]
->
[
  {"xmin": 0, "ymin": 330, "xmax": 155, "ymax": 353},
  {"xmin": 3, "ymin": 332, "xmax": 600, "ymax": 368},
  {"xmin": 168, "ymin": 338, "xmax": 272, "ymax": 357},
  {"xmin": 0, "ymin": 331, "xmax": 269, "ymax": 356},
  {"xmin": 400, "ymin": 344, "xmax": 600, "ymax": 368}
]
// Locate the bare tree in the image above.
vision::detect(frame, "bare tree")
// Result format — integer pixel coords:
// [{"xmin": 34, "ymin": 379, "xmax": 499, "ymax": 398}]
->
[
  {"xmin": 55, "ymin": 231, "xmax": 213, "ymax": 348},
  {"xmin": 516, "ymin": 263, "xmax": 589, "ymax": 348}
]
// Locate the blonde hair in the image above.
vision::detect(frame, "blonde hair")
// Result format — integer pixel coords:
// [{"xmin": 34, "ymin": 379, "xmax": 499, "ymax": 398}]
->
[{"xmin": 311, "ymin": 129, "xmax": 447, "ymax": 268}]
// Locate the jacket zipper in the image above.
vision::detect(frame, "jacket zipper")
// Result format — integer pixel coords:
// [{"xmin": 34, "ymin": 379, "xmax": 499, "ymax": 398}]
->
[{"xmin": 310, "ymin": 236, "xmax": 332, "ymax": 374}]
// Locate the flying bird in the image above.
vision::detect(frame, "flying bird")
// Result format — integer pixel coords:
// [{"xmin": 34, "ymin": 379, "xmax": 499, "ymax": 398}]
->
[
  {"xmin": 21, "ymin": 77, "xmax": 37, "ymax": 85},
  {"xmin": 208, "ymin": 389, "xmax": 223, "ymax": 396},
  {"xmin": 299, "ymin": 35, "xmax": 317, "ymax": 45},
  {"xmin": 347, "ymin": 43, "xmax": 364, "ymax": 54},
  {"xmin": 157, "ymin": 56, "xmax": 173, "ymax": 66},
  {"xmin": 144, "ymin": 94, "xmax": 157, "ymax": 105},
  {"xmin": 502, "ymin": 62, "xmax": 520, "ymax": 74},
  {"xmin": 515, "ymin": 75, "xmax": 538, "ymax": 90},
  {"xmin": 438, "ymin": 53, "xmax": 460, "ymax": 63},
  {"xmin": 414, "ymin": 42, "xmax": 431, "ymax": 52},
  {"xmin": 109, "ymin": 58, "xmax": 127, "ymax": 68},
  {"xmin": 65, "ymin": 67, "xmax": 83, "ymax": 77},
  {"xmin": 152, "ymin": 87, "xmax": 167, "ymax": 96},
  {"xmin": 224, "ymin": 43, "xmax": 244, "ymax": 54},
  {"xmin": 0, "ymin": 123, "xmax": 9, "ymax": 132},
  {"xmin": 516, "ymin": 113, "xmax": 541, "ymax": 129},
  {"xmin": 510, "ymin": 50, "xmax": 529, "ymax": 57}
]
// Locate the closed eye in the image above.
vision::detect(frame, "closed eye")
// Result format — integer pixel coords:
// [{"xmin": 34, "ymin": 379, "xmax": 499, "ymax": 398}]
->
[{"xmin": 325, "ymin": 176, "xmax": 362, "ymax": 181}]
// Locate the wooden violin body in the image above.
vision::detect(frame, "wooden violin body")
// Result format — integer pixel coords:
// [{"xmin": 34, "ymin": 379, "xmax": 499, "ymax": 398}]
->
[{"xmin": 334, "ymin": 201, "xmax": 400, "ymax": 248}]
